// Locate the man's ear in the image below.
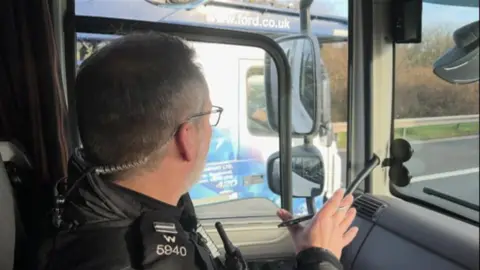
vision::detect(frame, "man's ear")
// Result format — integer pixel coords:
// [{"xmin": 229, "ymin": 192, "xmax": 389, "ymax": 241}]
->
[{"xmin": 175, "ymin": 123, "xmax": 197, "ymax": 162}]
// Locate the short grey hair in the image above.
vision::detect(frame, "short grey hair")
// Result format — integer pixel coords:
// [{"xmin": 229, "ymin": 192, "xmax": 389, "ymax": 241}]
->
[{"xmin": 76, "ymin": 32, "xmax": 209, "ymax": 176}]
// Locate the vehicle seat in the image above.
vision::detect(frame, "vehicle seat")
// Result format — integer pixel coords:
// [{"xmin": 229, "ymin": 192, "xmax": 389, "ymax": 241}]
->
[
  {"xmin": 0, "ymin": 141, "xmax": 32, "ymax": 270},
  {"xmin": 0, "ymin": 152, "xmax": 17, "ymax": 270}
]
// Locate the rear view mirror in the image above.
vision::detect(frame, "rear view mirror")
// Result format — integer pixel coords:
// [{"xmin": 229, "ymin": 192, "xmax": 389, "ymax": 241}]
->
[
  {"xmin": 433, "ymin": 20, "xmax": 479, "ymax": 84},
  {"xmin": 267, "ymin": 145, "xmax": 325, "ymax": 198},
  {"xmin": 265, "ymin": 34, "xmax": 323, "ymax": 136}
]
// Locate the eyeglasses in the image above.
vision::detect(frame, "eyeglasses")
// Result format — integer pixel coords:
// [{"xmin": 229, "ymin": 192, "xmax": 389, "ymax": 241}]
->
[
  {"xmin": 155, "ymin": 105, "xmax": 224, "ymax": 152},
  {"xmin": 187, "ymin": 105, "xmax": 224, "ymax": 126}
]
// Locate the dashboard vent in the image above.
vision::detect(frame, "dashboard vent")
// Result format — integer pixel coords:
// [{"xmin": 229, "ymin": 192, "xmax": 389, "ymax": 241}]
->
[{"xmin": 353, "ymin": 195, "xmax": 387, "ymax": 221}]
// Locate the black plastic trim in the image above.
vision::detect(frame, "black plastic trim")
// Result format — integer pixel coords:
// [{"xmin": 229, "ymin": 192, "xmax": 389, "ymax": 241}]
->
[{"xmin": 65, "ymin": 0, "xmax": 79, "ymax": 151}]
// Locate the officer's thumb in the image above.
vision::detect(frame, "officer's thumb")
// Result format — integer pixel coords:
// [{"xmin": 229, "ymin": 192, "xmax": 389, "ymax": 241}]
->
[
  {"xmin": 277, "ymin": 209, "xmax": 302, "ymax": 235},
  {"xmin": 277, "ymin": 209, "xmax": 293, "ymax": 221}
]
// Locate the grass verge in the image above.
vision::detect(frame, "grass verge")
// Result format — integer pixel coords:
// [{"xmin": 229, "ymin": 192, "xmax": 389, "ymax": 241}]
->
[{"xmin": 336, "ymin": 122, "xmax": 479, "ymax": 149}]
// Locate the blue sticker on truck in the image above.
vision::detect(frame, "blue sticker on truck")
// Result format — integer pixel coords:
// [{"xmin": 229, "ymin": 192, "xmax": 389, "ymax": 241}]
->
[{"xmin": 190, "ymin": 127, "xmax": 324, "ymax": 215}]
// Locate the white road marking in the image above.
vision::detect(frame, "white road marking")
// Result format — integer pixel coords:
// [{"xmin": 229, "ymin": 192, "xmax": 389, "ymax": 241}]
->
[
  {"xmin": 408, "ymin": 135, "xmax": 478, "ymax": 145},
  {"xmin": 411, "ymin": 167, "xmax": 479, "ymax": 182}
]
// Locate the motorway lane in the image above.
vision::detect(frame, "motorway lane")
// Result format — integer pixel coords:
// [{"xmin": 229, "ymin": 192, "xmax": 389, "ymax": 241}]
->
[
  {"xmin": 405, "ymin": 137, "xmax": 479, "ymax": 176},
  {"xmin": 339, "ymin": 136, "xmax": 479, "ymax": 205}
]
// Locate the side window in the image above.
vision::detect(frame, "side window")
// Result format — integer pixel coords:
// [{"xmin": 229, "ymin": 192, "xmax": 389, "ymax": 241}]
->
[
  {"xmin": 246, "ymin": 67, "xmax": 272, "ymax": 135},
  {"xmin": 321, "ymin": 41, "xmax": 348, "ymax": 155},
  {"xmin": 392, "ymin": 3, "xmax": 479, "ymax": 221},
  {"xmin": 245, "ymin": 39, "xmax": 296, "ymax": 136},
  {"xmin": 281, "ymin": 39, "xmax": 295, "ymax": 62},
  {"xmin": 76, "ymin": 36, "xmax": 112, "ymax": 65},
  {"xmin": 284, "ymin": 46, "xmax": 292, "ymax": 60},
  {"xmin": 299, "ymin": 41, "xmax": 315, "ymax": 120}
]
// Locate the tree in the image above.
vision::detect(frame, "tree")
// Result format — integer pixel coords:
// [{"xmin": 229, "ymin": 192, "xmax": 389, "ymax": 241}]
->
[{"xmin": 321, "ymin": 28, "xmax": 478, "ymax": 122}]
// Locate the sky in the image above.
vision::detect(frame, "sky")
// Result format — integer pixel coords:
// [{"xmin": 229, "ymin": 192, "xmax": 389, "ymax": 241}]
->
[{"xmin": 309, "ymin": 0, "xmax": 479, "ymax": 30}]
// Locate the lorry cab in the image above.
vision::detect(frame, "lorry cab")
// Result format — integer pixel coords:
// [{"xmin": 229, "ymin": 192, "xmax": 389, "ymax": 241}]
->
[{"xmin": 0, "ymin": 0, "xmax": 478, "ymax": 269}]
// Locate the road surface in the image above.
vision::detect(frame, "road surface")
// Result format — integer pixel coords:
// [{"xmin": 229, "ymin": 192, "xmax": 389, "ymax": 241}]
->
[{"xmin": 339, "ymin": 136, "xmax": 479, "ymax": 206}]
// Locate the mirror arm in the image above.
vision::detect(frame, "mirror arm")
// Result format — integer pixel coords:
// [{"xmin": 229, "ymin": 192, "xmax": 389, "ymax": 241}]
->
[
  {"xmin": 300, "ymin": 0, "xmax": 314, "ymax": 34},
  {"xmin": 303, "ymin": 134, "xmax": 314, "ymax": 145},
  {"xmin": 306, "ymin": 188, "xmax": 322, "ymax": 215},
  {"xmin": 306, "ymin": 197, "xmax": 315, "ymax": 215}
]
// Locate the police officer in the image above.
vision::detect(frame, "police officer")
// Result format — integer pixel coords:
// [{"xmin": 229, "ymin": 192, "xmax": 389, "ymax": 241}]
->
[{"xmin": 37, "ymin": 32, "xmax": 358, "ymax": 270}]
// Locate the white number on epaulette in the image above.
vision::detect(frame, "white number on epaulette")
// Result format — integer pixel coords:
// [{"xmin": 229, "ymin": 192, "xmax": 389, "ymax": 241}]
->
[{"xmin": 156, "ymin": 245, "xmax": 187, "ymax": 257}]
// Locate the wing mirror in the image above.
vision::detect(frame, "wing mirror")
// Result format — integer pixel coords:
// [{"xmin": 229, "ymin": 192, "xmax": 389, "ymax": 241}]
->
[
  {"xmin": 264, "ymin": 34, "xmax": 326, "ymax": 137},
  {"xmin": 433, "ymin": 20, "xmax": 479, "ymax": 84},
  {"xmin": 266, "ymin": 145, "xmax": 325, "ymax": 199}
]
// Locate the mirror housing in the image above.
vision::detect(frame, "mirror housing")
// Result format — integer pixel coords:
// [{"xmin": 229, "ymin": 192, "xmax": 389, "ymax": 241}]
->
[
  {"xmin": 267, "ymin": 145, "xmax": 325, "ymax": 198},
  {"xmin": 433, "ymin": 20, "xmax": 479, "ymax": 84},
  {"xmin": 265, "ymin": 34, "xmax": 326, "ymax": 136}
]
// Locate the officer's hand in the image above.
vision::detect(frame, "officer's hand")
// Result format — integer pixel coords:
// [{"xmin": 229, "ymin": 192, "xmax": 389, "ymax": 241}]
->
[{"xmin": 277, "ymin": 189, "xmax": 359, "ymax": 260}]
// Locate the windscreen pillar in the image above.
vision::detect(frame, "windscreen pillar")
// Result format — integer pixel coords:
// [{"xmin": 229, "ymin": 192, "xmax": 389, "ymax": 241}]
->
[
  {"xmin": 370, "ymin": 0, "xmax": 394, "ymax": 195},
  {"xmin": 346, "ymin": 0, "xmax": 394, "ymax": 195},
  {"xmin": 346, "ymin": 0, "xmax": 373, "ymax": 190}
]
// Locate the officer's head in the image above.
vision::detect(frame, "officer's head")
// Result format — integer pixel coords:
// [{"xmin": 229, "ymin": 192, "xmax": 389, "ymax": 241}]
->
[{"xmin": 76, "ymin": 32, "xmax": 217, "ymax": 204}]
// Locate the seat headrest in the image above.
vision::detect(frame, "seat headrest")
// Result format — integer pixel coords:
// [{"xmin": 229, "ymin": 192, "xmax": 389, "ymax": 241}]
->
[{"xmin": 0, "ymin": 141, "xmax": 32, "ymax": 169}]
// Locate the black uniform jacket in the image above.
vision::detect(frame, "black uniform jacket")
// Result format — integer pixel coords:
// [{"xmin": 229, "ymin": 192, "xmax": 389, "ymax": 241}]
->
[{"xmin": 37, "ymin": 151, "xmax": 343, "ymax": 270}]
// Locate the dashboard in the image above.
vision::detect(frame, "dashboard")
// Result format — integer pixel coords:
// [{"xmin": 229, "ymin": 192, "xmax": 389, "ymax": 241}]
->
[
  {"xmin": 342, "ymin": 194, "xmax": 479, "ymax": 270},
  {"xmin": 196, "ymin": 194, "xmax": 479, "ymax": 270}
]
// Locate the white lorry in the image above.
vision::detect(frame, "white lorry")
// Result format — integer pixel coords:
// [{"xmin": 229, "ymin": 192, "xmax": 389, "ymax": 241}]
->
[{"xmin": 189, "ymin": 41, "xmax": 342, "ymax": 214}]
